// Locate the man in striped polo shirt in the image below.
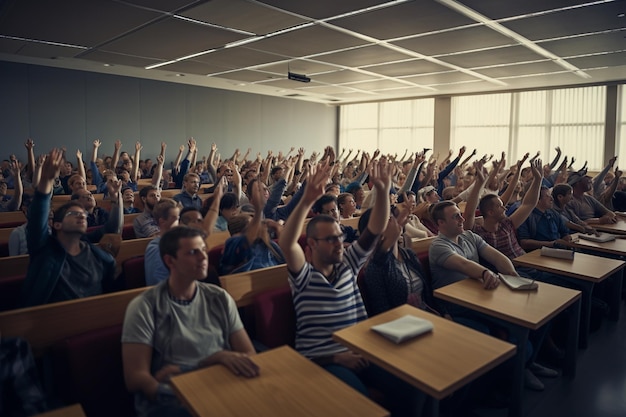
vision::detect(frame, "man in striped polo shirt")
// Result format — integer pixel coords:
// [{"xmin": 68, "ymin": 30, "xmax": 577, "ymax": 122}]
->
[{"xmin": 279, "ymin": 157, "xmax": 422, "ymax": 417}]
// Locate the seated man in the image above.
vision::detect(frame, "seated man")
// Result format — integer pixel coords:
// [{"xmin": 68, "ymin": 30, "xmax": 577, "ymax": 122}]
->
[
  {"xmin": 145, "ymin": 199, "xmax": 182, "ymax": 286},
  {"xmin": 518, "ymin": 187, "xmax": 574, "ymax": 251},
  {"xmin": 173, "ymin": 173, "xmax": 202, "ymax": 210},
  {"xmin": 133, "ymin": 186, "xmax": 161, "ymax": 238},
  {"xmin": 279, "ymin": 158, "xmax": 423, "ymax": 417},
  {"xmin": 21, "ymin": 149, "xmax": 123, "ymax": 307},
  {"xmin": 311, "ymin": 193, "xmax": 358, "ymax": 244},
  {"xmin": 566, "ymin": 170, "xmax": 617, "ymax": 225},
  {"xmin": 551, "ymin": 184, "xmax": 596, "ymax": 234},
  {"xmin": 122, "ymin": 227, "xmax": 259, "ymax": 417},
  {"xmin": 429, "ymin": 199, "xmax": 556, "ymax": 391},
  {"xmin": 71, "ymin": 188, "xmax": 109, "ymax": 227}
]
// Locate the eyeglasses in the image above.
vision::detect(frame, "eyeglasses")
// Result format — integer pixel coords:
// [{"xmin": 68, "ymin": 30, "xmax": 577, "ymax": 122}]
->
[
  {"xmin": 321, "ymin": 208, "xmax": 338, "ymax": 215},
  {"xmin": 312, "ymin": 234, "xmax": 345, "ymax": 244},
  {"xmin": 65, "ymin": 210, "xmax": 88, "ymax": 218}
]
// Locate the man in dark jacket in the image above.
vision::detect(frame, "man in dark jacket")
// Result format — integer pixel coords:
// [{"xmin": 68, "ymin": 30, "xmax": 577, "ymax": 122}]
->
[{"xmin": 21, "ymin": 148, "xmax": 122, "ymax": 307}]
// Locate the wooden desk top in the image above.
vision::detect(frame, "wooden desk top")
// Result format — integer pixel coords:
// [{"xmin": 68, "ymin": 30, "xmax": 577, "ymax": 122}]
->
[
  {"xmin": 513, "ymin": 249, "xmax": 625, "ymax": 282},
  {"xmin": 332, "ymin": 305, "xmax": 515, "ymax": 399},
  {"xmin": 595, "ymin": 219, "xmax": 626, "ymax": 235},
  {"xmin": 170, "ymin": 345, "xmax": 389, "ymax": 417},
  {"xmin": 568, "ymin": 233, "xmax": 626, "ymax": 256},
  {"xmin": 34, "ymin": 404, "xmax": 85, "ymax": 417},
  {"xmin": 434, "ymin": 279, "xmax": 581, "ymax": 330}
]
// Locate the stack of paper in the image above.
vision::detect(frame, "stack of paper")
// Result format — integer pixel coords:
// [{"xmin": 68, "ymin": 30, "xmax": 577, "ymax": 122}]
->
[
  {"xmin": 371, "ymin": 315, "xmax": 434, "ymax": 344},
  {"xmin": 540, "ymin": 246, "xmax": 575, "ymax": 259},
  {"xmin": 498, "ymin": 274, "xmax": 538, "ymax": 291}
]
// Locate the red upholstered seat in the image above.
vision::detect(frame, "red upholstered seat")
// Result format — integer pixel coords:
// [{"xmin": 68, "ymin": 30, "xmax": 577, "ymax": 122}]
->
[
  {"xmin": 51, "ymin": 325, "xmax": 135, "ymax": 417},
  {"xmin": 122, "ymin": 255, "xmax": 146, "ymax": 289},
  {"xmin": 253, "ymin": 285, "xmax": 295, "ymax": 349},
  {"xmin": 121, "ymin": 224, "xmax": 136, "ymax": 240}
]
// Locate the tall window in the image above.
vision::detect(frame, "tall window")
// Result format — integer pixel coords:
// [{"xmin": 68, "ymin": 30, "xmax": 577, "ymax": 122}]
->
[
  {"xmin": 339, "ymin": 99, "xmax": 435, "ymax": 157},
  {"xmin": 617, "ymin": 86, "xmax": 626, "ymax": 165},
  {"xmin": 451, "ymin": 86, "xmax": 606, "ymax": 170},
  {"xmin": 451, "ymin": 93, "xmax": 511, "ymax": 160}
]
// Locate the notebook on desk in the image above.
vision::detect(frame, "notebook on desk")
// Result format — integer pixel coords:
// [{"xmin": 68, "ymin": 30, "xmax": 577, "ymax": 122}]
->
[
  {"xmin": 579, "ymin": 233, "xmax": 616, "ymax": 243},
  {"xmin": 498, "ymin": 274, "xmax": 538, "ymax": 291}
]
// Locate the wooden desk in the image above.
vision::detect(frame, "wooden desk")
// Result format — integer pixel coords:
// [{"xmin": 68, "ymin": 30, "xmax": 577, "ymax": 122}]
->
[
  {"xmin": 513, "ymin": 249, "xmax": 624, "ymax": 282},
  {"xmin": 333, "ymin": 305, "xmax": 515, "ymax": 416},
  {"xmin": 513, "ymin": 249, "xmax": 624, "ymax": 347},
  {"xmin": 594, "ymin": 219, "xmax": 626, "ymax": 235},
  {"xmin": 34, "ymin": 404, "xmax": 86, "ymax": 417},
  {"xmin": 565, "ymin": 234, "xmax": 626, "ymax": 322},
  {"xmin": 568, "ymin": 233, "xmax": 626, "ymax": 257},
  {"xmin": 434, "ymin": 279, "xmax": 581, "ymax": 417},
  {"xmin": 170, "ymin": 345, "xmax": 389, "ymax": 417}
]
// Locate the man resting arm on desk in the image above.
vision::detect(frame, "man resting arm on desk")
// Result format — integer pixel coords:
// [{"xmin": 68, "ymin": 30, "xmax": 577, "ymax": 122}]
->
[{"xmin": 122, "ymin": 227, "xmax": 259, "ymax": 417}]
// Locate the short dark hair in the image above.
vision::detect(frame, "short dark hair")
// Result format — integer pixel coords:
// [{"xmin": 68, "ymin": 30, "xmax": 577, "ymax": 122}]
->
[
  {"xmin": 51, "ymin": 202, "xmax": 86, "ymax": 235},
  {"xmin": 159, "ymin": 226, "xmax": 206, "ymax": 265},
  {"xmin": 478, "ymin": 194, "xmax": 499, "ymax": 218},
  {"xmin": 306, "ymin": 214, "xmax": 337, "ymax": 238},
  {"xmin": 219, "ymin": 192, "xmax": 239, "ymax": 211},
  {"xmin": 179, "ymin": 206, "xmax": 202, "ymax": 224},
  {"xmin": 270, "ymin": 166, "xmax": 283, "ymax": 176},
  {"xmin": 312, "ymin": 194, "xmax": 337, "ymax": 214},
  {"xmin": 139, "ymin": 185, "xmax": 158, "ymax": 199},
  {"xmin": 430, "ymin": 201, "xmax": 456, "ymax": 224},
  {"xmin": 552, "ymin": 184, "xmax": 572, "ymax": 207}
]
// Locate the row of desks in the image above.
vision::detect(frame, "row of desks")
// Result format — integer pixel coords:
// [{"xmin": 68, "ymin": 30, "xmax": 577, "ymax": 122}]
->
[{"xmin": 171, "ymin": 236, "xmax": 626, "ymax": 417}]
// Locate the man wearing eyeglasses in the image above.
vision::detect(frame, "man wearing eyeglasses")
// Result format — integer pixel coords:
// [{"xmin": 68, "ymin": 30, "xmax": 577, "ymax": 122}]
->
[
  {"xmin": 279, "ymin": 157, "xmax": 423, "ymax": 417},
  {"xmin": 21, "ymin": 148, "xmax": 123, "ymax": 307}
]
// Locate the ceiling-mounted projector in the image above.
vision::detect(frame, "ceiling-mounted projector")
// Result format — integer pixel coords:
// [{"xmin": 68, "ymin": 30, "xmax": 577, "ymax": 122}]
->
[{"xmin": 288, "ymin": 72, "xmax": 311, "ymax": 83}]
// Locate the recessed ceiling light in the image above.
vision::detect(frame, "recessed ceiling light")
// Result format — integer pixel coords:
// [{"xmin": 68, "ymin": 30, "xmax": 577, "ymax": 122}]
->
[
  {"xmin": 618, "ymin": 13, "xmax": 625, "ymax": 18},
  {"xmin": 103, "ymin": 63, "xmax": 112, "ymax": 67},
  {"xmin": 175, "ymin": 73, "xmax": 185, "ymax": 77}
]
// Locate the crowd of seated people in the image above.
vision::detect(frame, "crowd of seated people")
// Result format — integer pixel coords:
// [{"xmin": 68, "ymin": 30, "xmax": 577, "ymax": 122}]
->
[{"xmin": 3, "ymin": 135, "xmax": 626, "ymax": 416}]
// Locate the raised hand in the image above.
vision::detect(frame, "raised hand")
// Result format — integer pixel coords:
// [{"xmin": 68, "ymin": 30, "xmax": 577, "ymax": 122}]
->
[
  {"xmin": 25, "ymin": 138, "xmax": 34, "ymax": 150},
  {"xmin": 93, "ymin": 139, "xmax": 101, "ymax": 149},
  {"xmin": 302, "ymin": 160, "xmax": 332, "ymax": 204},
  {"xmin": 41, "ymin": 149, "xmax": 64, "ymax": 182}
]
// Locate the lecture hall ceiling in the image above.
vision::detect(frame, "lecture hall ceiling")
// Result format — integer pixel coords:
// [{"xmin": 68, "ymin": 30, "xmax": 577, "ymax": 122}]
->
[{"xmin": 0, "ymin": 0, "xmax": 625, "ymax": 104}]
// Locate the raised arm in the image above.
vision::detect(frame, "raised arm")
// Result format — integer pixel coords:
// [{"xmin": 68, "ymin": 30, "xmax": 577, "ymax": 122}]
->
[
  {"xmin": 76, "ymin": 149, "xmax": 86, "ymax": 181},
  {"xmin": 132, "ymin": 141, "xmax": 142, "ymax": 182},
  {"xmin": 500, "ymin": 153, "xmax": 528, "ymax": 206},
  {"xmin": 37, "ymin": 149, "xmax": 63, "ymax": 195},
  {"xmin": 203, "ymin": 176, "xmax": 225, "ymax": 235},
  {"xmin": 463, "ymin": 161, "xmax": 486, "ymax": 231},
  {"xmin": 173, "ymin": 144, "xmax": 184, "ymax": 175},
  {"xmin": 24, "ymin": 139, "xmax": 35, "ymax": 183},
  {"xmin": 152, "ymin": 154, "xmax": 164, "ymax": 188},
  {"xmin": 104, "ymin": 178, "xmax": 123, "ymax": 234},
  {"xmin": 6, "ymin": 160, "xmax": 23, "ymax": 212},
  {"xmin": 245, "ymin": 179, "xmax": 268, "ymax": 245},
  {"xmin": 111, "ymin": 140, "xmax": 121, "ymax": 170},
  {"xmin": 510, "ymin": 159, "xmax": 543, "ymax": 228},
  {"xmin": 278, "ymin": 160, "xmax": 332, "ymax": 274},
  {"xmin": 91, "ymin": 139, "xmax": 100, "ymax": 163},
  {"xmin": 548, "ymin": 146, "xmax": 562, "ymax": 170}
]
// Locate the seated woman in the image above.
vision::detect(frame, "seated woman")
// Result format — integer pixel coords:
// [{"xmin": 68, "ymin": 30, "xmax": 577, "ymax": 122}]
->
[
  {"xmin": 219, "ymin": 180, "xmax": 285, "ymax": 275},
  {"xmin": 337, "ymin": 192, "xmax": 357, "ymax": 219},
  {"xmin": 359, "ymin": 206, "xmax": 437, "ymax": 317}
]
